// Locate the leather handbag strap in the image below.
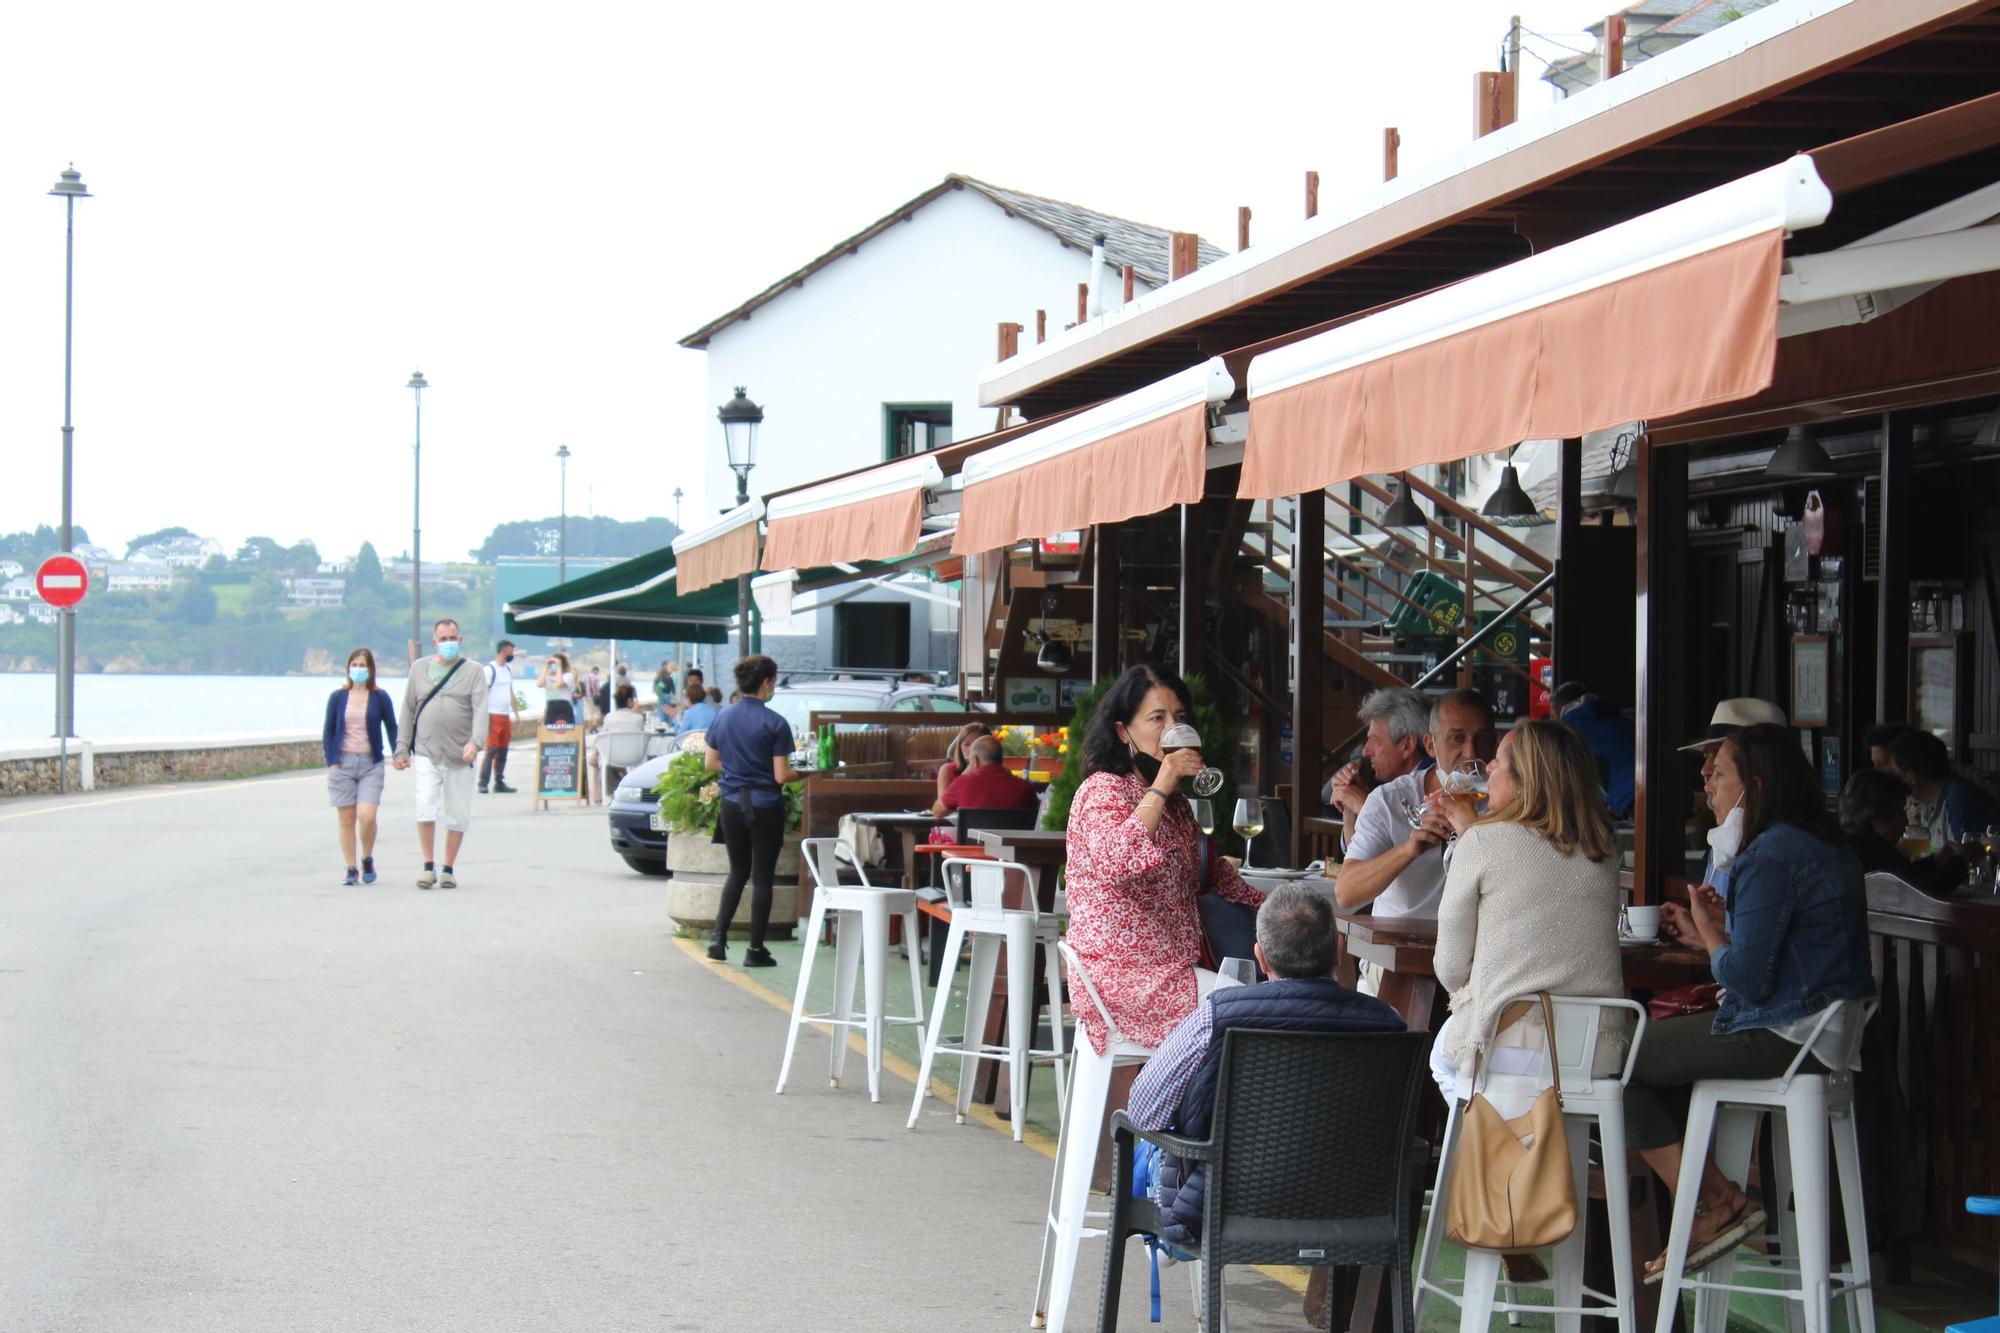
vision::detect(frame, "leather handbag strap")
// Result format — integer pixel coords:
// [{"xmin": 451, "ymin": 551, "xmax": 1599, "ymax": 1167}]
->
[{"xmin": 1469, "ymin": 992, "xmax": 1565, "ymax": 1106}]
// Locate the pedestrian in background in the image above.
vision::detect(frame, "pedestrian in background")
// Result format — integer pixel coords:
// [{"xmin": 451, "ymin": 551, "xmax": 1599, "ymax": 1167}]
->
[
  {"xmin": 479, "ymin": 639, "xmax": 522, "ymax": 795},
  {"xmin": 392, "ymin": 618, "xmax": 486, "ymax": 890},
  {"xmin": 652, "ymin": 659, "xmax": 678, "ymax": 724},
  {"xmin": 539, "ymin": 653, "xmax": 576, "ymax": 728},
  {"xmin": 323, "ymin": 647, "xmax": 397, "ymax": 885},
  {"xmin": 702, "ymin": 654, "xmax": 799, "ymax": 966}
]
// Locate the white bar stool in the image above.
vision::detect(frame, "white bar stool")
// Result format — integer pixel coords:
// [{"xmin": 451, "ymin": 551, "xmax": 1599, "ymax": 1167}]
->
[
  {"xmin": 1415, "ymin": 994, "xmax": 1650, "ymax": 1333},
  {"xmin": 1653, "ymin": 999, "xmax": 1877, "ymax": 1333},
  {"xmin": 907, "ymin": 856, "xmax": 1067, "ymax": 1140},
  {"xmin": 1031, "ymin": 941, "xmax": 1157, "ymax": 1333},
  {"xmin": 775, "ymin": 837, "xmax": 927, "ymax": 1103}
]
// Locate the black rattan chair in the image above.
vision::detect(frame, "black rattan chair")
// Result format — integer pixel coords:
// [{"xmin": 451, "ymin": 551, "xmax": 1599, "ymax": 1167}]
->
[{"xmin": 1099, "ymin": 1028, "xmax": 1431, "ymax": 1332}]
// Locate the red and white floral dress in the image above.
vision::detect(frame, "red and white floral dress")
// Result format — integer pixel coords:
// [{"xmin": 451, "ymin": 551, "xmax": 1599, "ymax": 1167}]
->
[{"xmin": 1063, "ymin": 770, "xmax": 1267, "ymax": 1054}]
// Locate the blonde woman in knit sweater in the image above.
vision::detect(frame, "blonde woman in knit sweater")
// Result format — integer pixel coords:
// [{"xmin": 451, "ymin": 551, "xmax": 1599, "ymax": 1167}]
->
[{"xmin": 1425, "ymin": 719, "xmax": 1626, "ymax": 1095}]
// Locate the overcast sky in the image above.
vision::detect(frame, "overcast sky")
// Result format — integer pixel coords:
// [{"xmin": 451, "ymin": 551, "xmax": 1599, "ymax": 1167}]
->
[{"xmin": 0, "ymin": 0, "xmax": 1610, "ymax": 565}]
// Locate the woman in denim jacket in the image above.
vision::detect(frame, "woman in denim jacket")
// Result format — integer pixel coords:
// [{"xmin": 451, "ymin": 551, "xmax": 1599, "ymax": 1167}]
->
[{"xmin": 1627, "ymin": 723, "xmax": 1874, "ymax": 1281}]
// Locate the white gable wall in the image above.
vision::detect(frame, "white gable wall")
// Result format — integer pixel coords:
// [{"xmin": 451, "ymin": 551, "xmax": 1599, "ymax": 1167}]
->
[{"xmin": 696, "ymin": 186, "xmax": 1161, "ymax": 518}]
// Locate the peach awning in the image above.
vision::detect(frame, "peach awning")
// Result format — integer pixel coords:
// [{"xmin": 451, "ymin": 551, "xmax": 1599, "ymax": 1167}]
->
[
  {"xmin": 953, "ymin": 359, "xmax": 1233, "ymax": 555},
  {"xmin": 671, "ymin": 500, "xmax": 763, "ymax": 593},
  {"xmin": 761, "ymin": 453, "xmax": 944, "ymax": 571},
  {"xmin": 1241, "ymin": 156, "xmax": 1836, "ymax": 499}
]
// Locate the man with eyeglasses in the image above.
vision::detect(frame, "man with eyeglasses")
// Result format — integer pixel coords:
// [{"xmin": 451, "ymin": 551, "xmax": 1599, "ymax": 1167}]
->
[{"xmin": 392, "ymin": 618, "xmax": 486, "ymax": 889}]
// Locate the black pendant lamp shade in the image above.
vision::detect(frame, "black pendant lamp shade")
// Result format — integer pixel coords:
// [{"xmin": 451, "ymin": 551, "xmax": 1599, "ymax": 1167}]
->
[{"xmin": 1479, "ymin": 462, "xmax": 1552, "ymax": 526}]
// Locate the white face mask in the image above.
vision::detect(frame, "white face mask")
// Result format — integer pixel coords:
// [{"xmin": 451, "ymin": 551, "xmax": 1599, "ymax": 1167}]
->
[{"xmin": 1707, "ymin": 801, "xmax": 1746, "ymax": 870}]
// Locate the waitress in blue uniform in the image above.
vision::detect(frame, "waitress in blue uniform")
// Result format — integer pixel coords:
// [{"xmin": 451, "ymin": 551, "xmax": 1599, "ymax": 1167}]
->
[{"xmin": 702, "ymin": 654, "xmax": 800, "ymax": 966}]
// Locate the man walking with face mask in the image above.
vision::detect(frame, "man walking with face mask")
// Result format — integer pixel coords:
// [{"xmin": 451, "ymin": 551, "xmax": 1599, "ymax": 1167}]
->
[
  {"xmin": 478, "ymin": 639, "xmax": 522, "ymax": 795},
  {"xmin": 393, "ymin": 618, "xmax": 486, "ymax": 888}
]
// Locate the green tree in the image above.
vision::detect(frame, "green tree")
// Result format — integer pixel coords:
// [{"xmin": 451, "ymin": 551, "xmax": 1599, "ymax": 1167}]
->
[
  {"xmin": 126, "ymin": 525, "xmax": 195, "ymax": 557},
  {"xmin": 235, "ymin": 536, "xmax": 286, "ymax": 567},
  {"xmin": 470, "ymin": 515, "xmax": 680, "ymax": 562},
  {"xmin": 172, "ymin": 579, "xmax": 218, "ymax": 625},
  {"xmin": 350, "ymin": 541, "xmax": 384, "ymax": 590},
  {"xmin": 286, "ymin": 539, "xmax": 321, "ymax": 573}
]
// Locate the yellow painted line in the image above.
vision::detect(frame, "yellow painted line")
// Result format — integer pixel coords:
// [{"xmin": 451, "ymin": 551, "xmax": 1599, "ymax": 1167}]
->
[
  {"xmin": 669, "ymin": 935, "xmax": 1308, "ymax": 1295},
  {"xmin": 0, "ymin": 771, "xmax": 321, "ymax": 822}
]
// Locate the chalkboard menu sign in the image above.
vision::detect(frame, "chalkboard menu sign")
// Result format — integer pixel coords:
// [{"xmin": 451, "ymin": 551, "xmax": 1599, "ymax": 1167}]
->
[{"xmin": 534, "ymin": 729, "xmax": 586, "ymax": 809}]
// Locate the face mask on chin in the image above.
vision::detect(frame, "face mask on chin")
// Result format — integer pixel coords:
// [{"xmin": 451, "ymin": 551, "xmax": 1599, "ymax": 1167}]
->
[
  {"xmin": 1130, "ymin": 748, "xmax": 1163, "ymax": 784},
  {"xmin": 1707, "ymin": 801, "xmax": 1746, "ymax": 870}
]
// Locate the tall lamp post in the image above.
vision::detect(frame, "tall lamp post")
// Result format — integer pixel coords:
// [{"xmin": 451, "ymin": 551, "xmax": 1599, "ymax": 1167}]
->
[
  {"xmin": 556, "ymin": 443, "xmax": 572, "ymax": 581},
  {"xmin": 49, "ymin": 164, "xmax": 89, "ymax": 792},
  {"xmin": 718, "ymin": 387, "xmax": 763, "ymax": 656},
  {"xmin": 407, "ymin": 371, "xmax": 427, "ymax": 652}
]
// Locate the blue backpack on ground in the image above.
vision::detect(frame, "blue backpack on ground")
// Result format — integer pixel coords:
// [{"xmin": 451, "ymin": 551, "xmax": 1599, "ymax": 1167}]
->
[{"xmin": 1131, "ymin": 1139, "xmax": 1198, "ymax": 1321}]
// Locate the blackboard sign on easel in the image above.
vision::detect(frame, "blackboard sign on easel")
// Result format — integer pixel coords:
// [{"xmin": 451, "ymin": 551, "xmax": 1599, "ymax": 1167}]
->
[{"xmin": 533, "ymin": 727, "xmax": 587, "ymax": 810}]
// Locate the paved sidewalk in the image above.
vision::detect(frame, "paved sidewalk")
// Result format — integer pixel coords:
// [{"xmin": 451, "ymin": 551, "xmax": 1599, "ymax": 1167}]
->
[{"xmin": 0, "ymin": 770, "xmax": 1308, "ymax": 1331}]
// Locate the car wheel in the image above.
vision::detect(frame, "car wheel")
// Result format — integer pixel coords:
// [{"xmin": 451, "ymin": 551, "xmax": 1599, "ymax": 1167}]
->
[{"xmin": 622, "ymin": 855, "xmax": 670, "ymax": 877}]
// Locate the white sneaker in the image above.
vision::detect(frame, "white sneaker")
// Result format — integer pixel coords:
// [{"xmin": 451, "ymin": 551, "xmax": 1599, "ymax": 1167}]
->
[
  {"xmin": 438, "ymin": 868, "xmax": 457, "ymax": 889},
  {"xmin": 416, "ymin": 868, "xmax": 437, "ymax": 889}
]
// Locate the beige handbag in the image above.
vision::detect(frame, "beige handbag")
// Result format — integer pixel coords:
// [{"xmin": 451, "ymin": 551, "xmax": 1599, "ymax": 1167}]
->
[{"xmin": 1443, "ymin": 992, "xmax": 1579, "ymax": 1252}]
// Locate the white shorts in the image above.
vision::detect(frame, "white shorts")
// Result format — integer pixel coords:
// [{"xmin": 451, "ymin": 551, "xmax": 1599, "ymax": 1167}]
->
[{"xmin": 413, "ymin": 755, "xmax": 475, "ymax": 832}]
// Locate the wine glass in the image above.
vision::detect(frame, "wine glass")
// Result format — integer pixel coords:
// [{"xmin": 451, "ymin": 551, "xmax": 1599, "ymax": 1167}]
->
[
  {"xmin": 1441, "ymin": 758, "xmax": 1489, "ymax": 797},
  {"xmin": 1232, "ymin": 797, "xmax": 1264, "ymax": 871},
  {"xmin": 1190, "ymin": 798, "xmax": 1215, "ymax": 836},
  {"xmin": 1161, "ymin": 722, "xmax": 1225, "ymax": 797}
]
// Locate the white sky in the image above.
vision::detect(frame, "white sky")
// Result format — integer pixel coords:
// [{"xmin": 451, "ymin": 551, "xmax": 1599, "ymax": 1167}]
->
[{"xmin": 0, "ymin": 0, "xmax": 1609, "ymax": 565}]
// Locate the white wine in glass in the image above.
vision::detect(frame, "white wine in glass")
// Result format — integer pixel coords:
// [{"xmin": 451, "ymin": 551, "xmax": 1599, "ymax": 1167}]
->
[
  {"xmin": 1190, "ymin": 798, "xmax": 1215, "ymax": 836},
  {"xmin": 1232, "ymin": 798, "xmax": 1263, "ymax": 870}
]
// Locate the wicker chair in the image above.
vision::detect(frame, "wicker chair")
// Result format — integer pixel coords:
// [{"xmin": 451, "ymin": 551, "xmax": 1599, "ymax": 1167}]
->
[{"xmin": 1099, "ymin": 1028, "xmax": 1431, "ymax": 1332}]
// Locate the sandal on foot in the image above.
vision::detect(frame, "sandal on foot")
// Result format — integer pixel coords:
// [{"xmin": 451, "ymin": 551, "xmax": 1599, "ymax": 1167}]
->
[{"xmin": 1644, "ymin": 1194, "xmax": 1765, "ymax": 1285}]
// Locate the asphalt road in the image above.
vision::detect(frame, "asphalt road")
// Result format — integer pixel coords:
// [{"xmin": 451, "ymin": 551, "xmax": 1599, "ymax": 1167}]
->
[{"xmin": 0, "ymin": 769, "xmax": 1310, "ymax": 1332}]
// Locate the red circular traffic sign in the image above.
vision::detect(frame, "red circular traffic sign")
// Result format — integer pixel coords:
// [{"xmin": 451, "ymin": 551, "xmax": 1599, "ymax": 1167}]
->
[{"xmin": 35, "ymin": 554, "xmax": 89, "ymax": 609}]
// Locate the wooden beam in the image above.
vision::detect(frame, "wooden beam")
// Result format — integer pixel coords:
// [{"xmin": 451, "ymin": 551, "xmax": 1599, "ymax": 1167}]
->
[
  {"xmin": 1292, "ymin": 489, "xmax": 1327, "ymax": 869},
  {"xmin": 1876, "ymin": 413, "xmax": 1913, "ymax": 725},
  {"xmin": 1075, "ymin": 282, "xmax": 1088, "ymax": 325},
  {"xmin": 1475, "ymin": 71, "xmax": 1517, "ymax": 138},
  {"xmin": 1035, "ymin": 309, "xmax": 1046, "ymax": 344},
  {"xmin": 1092, "ymin": 522, "xmax": 1119, "ymax": 676},
  {"xmin": 1383, "ymin": 127, "xmax": 1400, "ymax": 181},
  {"xmin": 1170, "ymin": 233, "xmax": 1200, "ymax": 281},
  {"xmin": 1122, "ymin": 264, "xmax": 1135, "ymax": 304},
  {"xmin": 1305, "ymin": 170, "xmax": 1319, "ymax": 220},
  {"xmin": 1604, "ymin": 15, "xmax": 1626, "ymax": 79},
  {"xmin": 1634, "ymin": 434, "xmax": 1688, "ymax": 906},
  {"xmin": 996, "ymin": 321, "xmax": 1022, "ymax": 363},
  {"xmin": 1179, "ymin": 502, "xmax": 1207, "ymax": 679},
  {"xmin": 1238, "ymin": 206, "xmax": 1252, "ymax": 252}
]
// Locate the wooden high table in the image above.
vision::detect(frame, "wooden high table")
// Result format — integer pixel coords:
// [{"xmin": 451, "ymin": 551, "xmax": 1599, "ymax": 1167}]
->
[
  {"xmin": 1332, "ymin": 910, "xmax": 1711, "ymax": 1333},
  {"xmin": 848, "ymin": 810, "xmax": 942, "ymax": 893}
]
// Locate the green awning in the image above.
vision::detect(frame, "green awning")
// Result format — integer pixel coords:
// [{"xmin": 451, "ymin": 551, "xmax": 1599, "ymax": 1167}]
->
[{"xmin": 503, "ymin": 545, "xmax": 740, "ymax": 643}]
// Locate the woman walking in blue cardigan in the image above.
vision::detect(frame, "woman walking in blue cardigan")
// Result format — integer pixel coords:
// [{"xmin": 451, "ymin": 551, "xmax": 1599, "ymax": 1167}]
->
[{"xmin": 323, "ymin": 647, "xmax": 398, "ymax": 885}]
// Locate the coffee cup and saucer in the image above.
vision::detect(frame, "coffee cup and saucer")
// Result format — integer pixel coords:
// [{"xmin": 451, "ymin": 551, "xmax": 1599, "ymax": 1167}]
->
[{"xmin": 1619, "ymin": 905, "xmax": 1662, "ymax": 946}]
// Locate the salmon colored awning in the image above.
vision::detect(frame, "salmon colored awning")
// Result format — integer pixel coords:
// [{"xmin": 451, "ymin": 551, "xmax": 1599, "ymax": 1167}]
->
[
  {"xmin": 671, "ymin": 500, "xmax": 763, "ymax": 593},
  {"xmin": 953, "ymin": 359, "xmax": 1232, "ymax": 555},
  {"xmin": 1241, "ymin": 156, "xmax": 1835, "ymax": 499},
  {"xmin": 762, "ymin": 453, "xmax": 944, "ymax": 571}
]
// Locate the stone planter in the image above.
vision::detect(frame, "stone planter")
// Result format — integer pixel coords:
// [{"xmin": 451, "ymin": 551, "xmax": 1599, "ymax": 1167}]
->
[{"xmin": 663, "ymin": 824, "xmax": 801, "ymax": 938}]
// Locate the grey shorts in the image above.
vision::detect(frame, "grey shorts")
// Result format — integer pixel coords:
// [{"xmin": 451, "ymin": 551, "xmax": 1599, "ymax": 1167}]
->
[{"xmin": 328, "ymin": 752, "xmax": 386, "ymax": 808}]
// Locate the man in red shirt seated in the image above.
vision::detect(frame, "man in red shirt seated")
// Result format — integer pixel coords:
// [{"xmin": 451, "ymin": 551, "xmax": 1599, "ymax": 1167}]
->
[{"xmin": 931, "ymin": 735, "xmax": 1038, "ymax": 817}]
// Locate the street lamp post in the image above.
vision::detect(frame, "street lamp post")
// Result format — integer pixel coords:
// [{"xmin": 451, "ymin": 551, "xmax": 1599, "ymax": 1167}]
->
[
  {"xmin": 672, "ymin": 486, "xmax": 685, "ymax": 672},
  {"xmin": 718, "ymin": 387, "xmax": 763, "ymax": 656},
  {"xmin": 407, "ymin": 371, "xmax": 427, "ymax": 652},
  {"xmin": 49, "ymin": 164, "xmax": 90, "ymax": 793},
  {"xmin": 556, "ymin": 444, "xmax": 572, "ymax": 582}
]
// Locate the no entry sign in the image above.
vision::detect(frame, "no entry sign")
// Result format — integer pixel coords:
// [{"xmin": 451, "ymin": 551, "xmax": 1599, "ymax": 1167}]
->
[{"xmin": 35, "ymin": 554, "xmax": 89, "ymax": 609}]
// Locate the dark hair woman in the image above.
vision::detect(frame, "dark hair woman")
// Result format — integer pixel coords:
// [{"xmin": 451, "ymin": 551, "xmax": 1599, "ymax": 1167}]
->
[
  {"xmin": 700, "ymin": 654, "xmax": 800, "ymax": 967},
  {"xmin": 322, "ymin": 647, "xmax": 397, "ymax": 885},
  {"xmin": 1627, "ymin": 723, "xmax": 1873, "ymax": 1281},
  {"xmin": 539, "ymin": 653, "xmax": 576, "ymax": 727},
  {"xmin": 1064, "ymin": 665, "xmax": 1267, "ymax": 1056}
]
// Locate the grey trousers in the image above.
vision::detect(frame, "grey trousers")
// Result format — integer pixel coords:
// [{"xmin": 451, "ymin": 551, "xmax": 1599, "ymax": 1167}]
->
[{"xmin": 1623, "ymin": 1012, "xmax": 1816, "ymax": 1149}]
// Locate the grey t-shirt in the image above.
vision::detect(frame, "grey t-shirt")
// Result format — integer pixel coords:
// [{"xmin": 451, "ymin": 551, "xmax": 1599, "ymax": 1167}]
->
[
  {"xmin": 1344, "ymin": 769, "xmax": 1448, "ymax": 918},
  {"xmin": 395, "ymin": 655, "xmax": 486, "ymax": 767}
]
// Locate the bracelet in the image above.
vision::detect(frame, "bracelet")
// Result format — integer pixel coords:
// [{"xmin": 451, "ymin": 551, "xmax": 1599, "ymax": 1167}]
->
[{"xmin": 1138, "ymin": 790, "xmax": 1167, "ymax": 807}]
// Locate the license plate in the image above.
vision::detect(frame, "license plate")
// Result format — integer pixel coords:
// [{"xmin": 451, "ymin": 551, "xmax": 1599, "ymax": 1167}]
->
[{"xmin": 648, "ymin": 813, "xmax": 668, "ymax": 832}]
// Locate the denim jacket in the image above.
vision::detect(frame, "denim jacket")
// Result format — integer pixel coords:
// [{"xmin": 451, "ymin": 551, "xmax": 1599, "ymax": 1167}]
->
[{"xmin": 1711, "ymin": 821, "xmax": 1874, "ymax": 1035}]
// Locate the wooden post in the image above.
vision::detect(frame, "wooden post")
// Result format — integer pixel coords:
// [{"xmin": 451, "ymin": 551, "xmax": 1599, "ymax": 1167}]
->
[
  {"xmin": 1383, "ymin": 128, "xmax": 1401, "ymax": 181},
  {"xmin": 1091, "ymin": 522, "xmax": 1119, "ymax": 676},
  {"xmin": 1179, "ymin": 502, "xmax": 1207, "ymax": 679},
  {"xmin": 1237, "ymin": 206, "xmax": 1252, "ymax": 252},
  {"xmin": 1604, "ymin": 14, "xmax": 1626, "ymax": 79},
  {"xmin": 1633, "ymin": 434, "xmax": 1688, "ymax": 906},
  {"xmin": 1876, "ymin": 413, "xmax": 1912, "ymax": 723},
  {"xmin": 1035, "ymin": 309, "xmax": 1046, "ymax": 344},
  {"xmin": 1305, "ymin": 170, "xmax": 1320, "ymax": 219},
  {"xmin": 1076, "ymin": 282, "xmax": 1088, "ymax": 325},
  {"xmin": 1122, "ymin": 264, "xmax": 1135, "ymax": 303},
  {"xmin": 1475, "ymin": 71, "xmax": 1517, "ymax": 137},
  {"xmin": 1170, "ymin": 232, "xmax": 1200, "ymax": 280},
  {"xmin": 1292, "ymin": 489, "xmax": 1327, "ymax": 869},
  {"xmin": 996, "ymin": 321, "xmax": 1022, "ymax": 362}
]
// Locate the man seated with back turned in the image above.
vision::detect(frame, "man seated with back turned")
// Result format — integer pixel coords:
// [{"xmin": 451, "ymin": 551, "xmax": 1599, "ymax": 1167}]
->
[
  {"xmin": 1127, "ymin": 884, "xmax": 1404, "ymax": 1246},
  {"xmin": 1335, "ymin": 689, "xmax": 1496, "ymax": 917},
  {"xmin": 930, "ymin": 734, "xmax": 1037, "ymax": 817}
]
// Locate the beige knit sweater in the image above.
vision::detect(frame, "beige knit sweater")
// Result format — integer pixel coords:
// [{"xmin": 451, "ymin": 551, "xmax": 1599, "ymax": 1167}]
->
[{"xmin": 1435, "ymin": 820, "xmax": 1625, "ymax": 1070}]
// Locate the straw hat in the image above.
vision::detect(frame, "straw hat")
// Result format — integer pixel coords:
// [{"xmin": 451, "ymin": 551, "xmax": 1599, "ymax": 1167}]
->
[{"xmin": 1678, "ymin": 698, "xmax": 1789, "ymax": 753}]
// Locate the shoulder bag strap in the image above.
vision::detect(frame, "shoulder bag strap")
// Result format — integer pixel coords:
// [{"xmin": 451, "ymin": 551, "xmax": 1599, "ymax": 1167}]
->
[{"xmin": 408, "ymin": 657, "xmax": 466, "ymax": 749}]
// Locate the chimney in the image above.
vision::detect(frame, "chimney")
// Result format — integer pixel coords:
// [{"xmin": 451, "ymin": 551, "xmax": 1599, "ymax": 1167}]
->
[{"xmin": 1087, "ymin": 233, "xmax": 1110, "ymax": 318}]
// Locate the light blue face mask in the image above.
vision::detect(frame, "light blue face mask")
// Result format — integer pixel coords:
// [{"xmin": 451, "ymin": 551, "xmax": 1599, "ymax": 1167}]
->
[
  {"xmin": 437, "ymin": 640, "xmax": 461, "ymax": 660},
  {"xmin": 349, "ymin": 666, "xmax": 370, "ymax": 685}
]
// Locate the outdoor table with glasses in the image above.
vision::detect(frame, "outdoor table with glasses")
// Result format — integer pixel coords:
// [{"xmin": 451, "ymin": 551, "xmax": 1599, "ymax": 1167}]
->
[{"xmin": 848, "ymin": 809, "xmax": 944, "ymax": 894}]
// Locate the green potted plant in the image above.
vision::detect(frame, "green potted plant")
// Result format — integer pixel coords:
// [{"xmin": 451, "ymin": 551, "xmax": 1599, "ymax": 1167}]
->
[
  {"xmin": 655, "ymin": 748, "xmax": 805, "ymax": 938},
  {"xmin": 1042, "ymin": 673, "xmax": 1236, "ymax": 831}
]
